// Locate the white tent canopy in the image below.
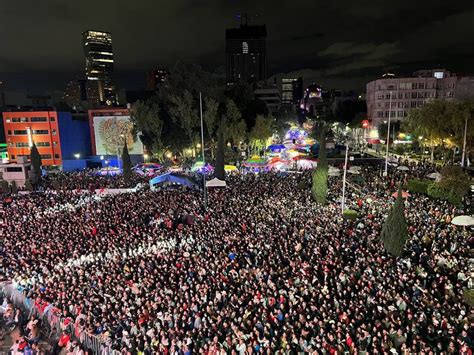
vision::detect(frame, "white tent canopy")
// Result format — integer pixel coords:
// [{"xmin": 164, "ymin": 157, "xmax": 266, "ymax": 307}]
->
[
  {"xmin": 451, "ymin": 215, "xmax": 474, "ymax": 226},
  {"xmin": 206, "ymin": 178, "xmax": 227, "ymax": 188},
  {"xmin": 397, "ymin": 166, "xmax": 410, "ymax": 171},
  {"xmin": 328, "ymin": 166, "xmax": 341, "ymax": 176},
  {"xmin": 427, "ymin": 172, "xmax": 442, "ymax": 180}
]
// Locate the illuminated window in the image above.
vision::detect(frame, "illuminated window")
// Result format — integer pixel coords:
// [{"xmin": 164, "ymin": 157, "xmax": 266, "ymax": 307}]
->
[
  {"xmin": 434, "ymin": 72, "xmax": 444, "ymax": 79},
  {"xmin": 30, "ymin": 117, "xmax": 48, "ymax": 122},
  {"xmin": 242, "ymin": 42, "xmax": 249, "ymax": 54}
]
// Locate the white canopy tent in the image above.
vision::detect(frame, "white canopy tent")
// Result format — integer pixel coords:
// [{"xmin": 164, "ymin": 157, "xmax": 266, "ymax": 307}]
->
[
  {"xmin": 451, "ymin": 215, "xmax": 474, "ymax": 226},
  {"xmin": 206, "ymin": 178, "xmax": 227, "ymax": 188},
  {"xmin": 397, "ymin": 166, "xmax": 410, "ymax": 171},
  {"xmin": 427, "ymin": 172, "xmax": 442, "ymax": 180}
]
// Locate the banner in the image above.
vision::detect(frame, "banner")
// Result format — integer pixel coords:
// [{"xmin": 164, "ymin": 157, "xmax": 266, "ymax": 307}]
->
[{"xmin": 93, "ymin": 116, "xmax": 144, "ymax": 155}]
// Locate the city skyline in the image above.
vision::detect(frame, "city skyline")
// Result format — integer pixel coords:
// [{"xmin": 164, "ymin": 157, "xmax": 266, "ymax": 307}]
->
[{"xmin": 0, "ymin": 0, "xmax": 473, "ymax": 92}]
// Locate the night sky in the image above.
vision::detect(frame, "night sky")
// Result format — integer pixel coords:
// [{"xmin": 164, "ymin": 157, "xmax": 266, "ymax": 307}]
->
[{"xmin": 1, "ymin": 0, "xmax": 473, "ymax": 93}]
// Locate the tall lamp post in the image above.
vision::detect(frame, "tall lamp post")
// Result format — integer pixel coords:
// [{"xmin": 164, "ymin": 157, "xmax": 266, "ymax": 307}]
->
[
  {"xmin": 461, "ymin": 116, "xmax": 468, "ymax": 167},
  {"xmin": 199, "ymin": 92, "xmax": 207, "ymax": 210},
  {"xmin": 341, "ymin": 140, "xmax": 349, "ymax": 214},
  {"xmin": 383, "ymin": 91, "xmax": 393, "ymax": 176}
]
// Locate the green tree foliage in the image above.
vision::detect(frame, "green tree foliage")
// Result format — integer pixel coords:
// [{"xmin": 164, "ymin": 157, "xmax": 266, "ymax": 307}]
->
[
  {"xmin": 122, "ymin": 141, "xmax": 132, "ymax": 182},
  {"xmin": 381, "ymin": 186, "xmax": 409, "ymax": 257},
  {"xmin": 203, "ymin": 97, "xmax": 219, "ymax": 158},
  {"xmin": 10, "ymin": 181, "xmax": 18, "ymax": 194},
  {"xmin": 0, "ymin": 180, "xmax": 9, "ymax": 193},
  {"xmin": 343, "ymin": 209, "xmax": 358, "ymax": 220},
  {"xmin": 30, "ymin": 142, "xmax": 42, "ymax": 184},
  {"xmin": 403, "ymin": 99, "xmax": 470, "ymax": 161},
  {"xmin": 463, "ymin": 289, "xmax": 474, "ymax": 307},
  {"xmin": 226, "ymin": 82, "xmax": 268, "ymax": 129},
  {"xmin": 130, "ymin": 100, "xmax": 164, "ymax": 159},
  {"xmin": 223, "ymin": 99, "xmax": 247, "ymax": 145},
  {"xmin": 312, "ymin": 125, "xmax": 328, "ymax": 204},
  {"xmin": 438, "ymin": 166, "xmax": 470, "ymax": 199},
  {"xmin": 215, "ymin": 122, "xmax": 225, "ymax": 180},
  {"xmin": 169, "ymin": 90, "xmax": 199, "ymax": 150},
  {"xmin": 406, "ymin": 179, "xmax": 431, "ymax": 194},
  {"xmin": 249, "ymin": 115, "xmax": 273, "ymax": 153},
  {"xmin": 24, "ymin": 180, "xmax": 33, "ymax": 192}
]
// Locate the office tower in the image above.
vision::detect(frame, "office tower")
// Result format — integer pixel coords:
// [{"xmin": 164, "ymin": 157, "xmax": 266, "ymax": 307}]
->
[
  {"xmin": 83, "ymin": 30, "xmax": 115, "ymax": 104},
  {"xmin": 225, "ymin": 23, "xmax": 267, "ymax": 84}
]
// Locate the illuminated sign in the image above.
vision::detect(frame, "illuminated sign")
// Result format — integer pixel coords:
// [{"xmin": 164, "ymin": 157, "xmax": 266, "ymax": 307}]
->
[{"xmin": 362, "ymin": 120, "xmax": 369, "ymax": 129}]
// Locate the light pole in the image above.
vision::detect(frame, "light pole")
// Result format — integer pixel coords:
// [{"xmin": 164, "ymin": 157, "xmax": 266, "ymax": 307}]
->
[
  {"xmin": 199, "ymin": 92, "xmax": 207, "ymax": 210},
  {"xmin": 341, "ymin": 140, "xmax": 349, "ymax": 214},
  {"xmin": 461, "ymin": 116, "xmax": 468, "ymax": 167},
  {"xmin": 384, "ymin": 91, "xmax": 393, "ymax": 176}
]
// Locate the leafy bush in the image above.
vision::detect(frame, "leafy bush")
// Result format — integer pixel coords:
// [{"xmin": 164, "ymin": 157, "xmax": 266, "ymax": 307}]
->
[
  {"xmin": 463, "ymin": 289, "xmax": 474, "ymax": 307},
  {"xmin": 427, "ymin": 183, "xmax": 446, "ymax": 200},
  {"xmin": 0, "ymin": 180, "xmax": 9, "ymax": 193},
  {"xmin": 343, "ymin": 209, "xmax": 358, "ymax": 220},
  {"xmin": 427, "ymin": 182, "xmax": 463, "ymax": 207},
  {"xmin": 10, "ymin": 181, "xmax": 18, "ymax": 194},
  {"xmin": 406, "ymin": 179, "xmax": 431, "ymax": 194},
  {"xmin": 438, "ymin": 166, "xmax": 470, "ymax": 201}
]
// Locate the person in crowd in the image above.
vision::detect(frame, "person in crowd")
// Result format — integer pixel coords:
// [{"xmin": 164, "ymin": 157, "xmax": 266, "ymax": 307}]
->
[{"xmin": 0, "ymin": 162, "xmax": 471, "ymax": 353}]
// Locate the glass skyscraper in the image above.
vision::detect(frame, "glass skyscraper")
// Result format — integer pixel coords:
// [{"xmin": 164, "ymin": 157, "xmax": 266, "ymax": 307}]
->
[{"xmin": 82, "ymin": 30, "xmax": 116, "ymax": 105}]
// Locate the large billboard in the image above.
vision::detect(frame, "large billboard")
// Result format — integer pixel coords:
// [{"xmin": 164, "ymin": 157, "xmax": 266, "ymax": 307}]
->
[{"xmin": 93, "ymin": 116, "xmax": 143, "ymax": 155}]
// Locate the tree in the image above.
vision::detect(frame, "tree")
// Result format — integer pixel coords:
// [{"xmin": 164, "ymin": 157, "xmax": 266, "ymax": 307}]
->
[
  {"xmin": 438, "ymin": 166, "xmax": 470, "ymax": 202},
  {"xmin": 380, "ymin": 185, "xmax": 409, "ymax": 257},
  {"xmin": 0, "ymin": 180, "xmax": 9, "ymax": 194},
  {"xmin": 122, "ymin": 141, "xmax": 132, "ymax": 182},
  {"xmin": 215, "ymin": 122, "xmax": 225, "ymax": 180},
  {"xmin": 249, "ymin": 115, "xmax": 273, "ymax": 153},
  {"xmin": 203, "ymin": 97, "xmax": 219, "ymax": 158},
  {"xmin": 30, "ymin": 142, "xmax": 42, "ymax": 184},
  {"xmin": 10, "ymin": 181, "xmax": 18, "ymax": 194},
  {"xmin": 24, "ymin": 180, "xmax": 33, "ymax": 192},
  {"xmin": 312, "ymin": 125, "xmax": 328, "ymax": 204},
  {"xmin": 403, "ymin": 100, "xmax": 456, "ymax": 161},
  {"xmin": 130, "ymin": 100, "xmax": 164, "ymax": 160},
  {"xmin": 223, "ymin": 99, "xmax": 246, "ymax": 146},
  {"xmin": 169, "ymin": 90, "xmax": 199, "ymax": 155}
]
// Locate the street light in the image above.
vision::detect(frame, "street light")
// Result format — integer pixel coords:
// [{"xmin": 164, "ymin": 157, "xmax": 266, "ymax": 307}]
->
[
  {"xmin": 341, "ymin": 140, "xmax": 350, "ymax": 214},
  {"xmin": 74, "ymin": 153, "xmax": 81, "ymax": 159},
  {"xmin": 384, "ymin": 91, "xmax": 393, "ymax": 177}
]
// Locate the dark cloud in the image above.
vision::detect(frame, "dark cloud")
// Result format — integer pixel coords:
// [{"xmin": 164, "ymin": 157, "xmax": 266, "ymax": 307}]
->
[{"xmin": 0, "ymin": 0, "xmax": 473, "ymax": 92}]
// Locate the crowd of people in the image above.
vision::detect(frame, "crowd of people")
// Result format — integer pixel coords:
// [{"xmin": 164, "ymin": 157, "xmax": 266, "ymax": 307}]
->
[{"xmin": 0, "ymin": 162, "xmax": 472, "ymax": 354}]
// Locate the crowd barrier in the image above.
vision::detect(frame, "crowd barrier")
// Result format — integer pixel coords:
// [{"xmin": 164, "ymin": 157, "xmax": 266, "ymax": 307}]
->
[{"xmin": 1, "ymin": 282, "xmax": 121, "ymax": 355}]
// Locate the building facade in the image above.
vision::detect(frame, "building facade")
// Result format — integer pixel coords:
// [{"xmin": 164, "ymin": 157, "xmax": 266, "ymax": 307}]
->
[
  {"xmin": 62, "ymin": 78, "xmax": 102, "ymax": 110},
  {"xmin": 88, "ymin": 107, "xmax": 143, "ymax": 158},
  {"xmin": 281, "ymin": 77, "xmax": 303, "ymax": 106},
  {"xmin": 366, "ymin": 69, "xmax": 473, "ymax": 127},
  {"xmin": 254, "ymin": 86, "xmax": 280, "ymax": 113},
  {"xmin": 2, "ymin": 110, "xmax": 91, "ymax": 167},
  {"xmin": 225, "ymin": 24, "xmax": 267, "ymax": 84},
  {"xmin": 83, "ymin": 30, "xmax": 116, "ymax": 104}
]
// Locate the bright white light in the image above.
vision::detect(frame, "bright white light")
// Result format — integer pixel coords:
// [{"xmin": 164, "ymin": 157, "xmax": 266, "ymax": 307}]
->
[
  {"xmin": 100, "ymin": 155, "xmax": 104, "ymax": 160},
  {"xmin": 74, "ymin": 153, "xmax": 81, "ymax": 159}
]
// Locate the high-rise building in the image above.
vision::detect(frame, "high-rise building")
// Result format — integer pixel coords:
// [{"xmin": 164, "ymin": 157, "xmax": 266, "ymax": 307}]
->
[
  {"xmin": 62, "ymin": 78, "xmax": 102, "ymax": 110},
  {"xmin": 83, "ymin": 30, "xmax": 116, "ymax": 104},
  {"xmin": 281, "ymin": 77, "xmax": 304, "ymax": 106},
  {"xmin": 366, "ymin": 69, "xmax": 474, "ymax": 127},
  {"xmin": 225, "ymin": 23, "xmax": 267, "ymax": 84}
]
